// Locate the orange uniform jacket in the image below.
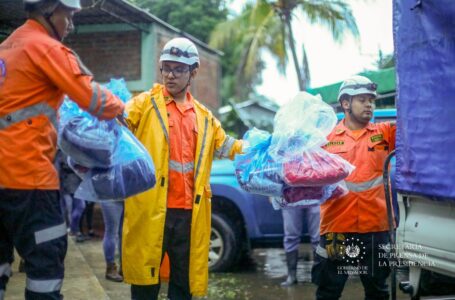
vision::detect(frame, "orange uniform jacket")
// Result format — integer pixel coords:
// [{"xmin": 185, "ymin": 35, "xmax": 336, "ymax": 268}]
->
[
  {"xmin": 0, "ymin": 20, "xmax": 124, "ymax": 190},
  {"xmin": 320, "ymin": 120, "xmax": 396, "ymax": 235}
]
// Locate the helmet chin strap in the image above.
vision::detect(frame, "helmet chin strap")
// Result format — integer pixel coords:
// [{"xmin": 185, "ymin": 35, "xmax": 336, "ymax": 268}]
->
[
  {"xmin": 170, "ymin": 75, "xmax": 192, "ymax": 99},
  {"xmin": 42, "ymin": 3, "xmax": 62, "ymax": 41},
  {"xmin": 45, "ymin": 16, "xmax": 62, "ymax": 41},
  {"xmin": 177, "ymin": 77, "xmax": 192, "ymax": 95}
]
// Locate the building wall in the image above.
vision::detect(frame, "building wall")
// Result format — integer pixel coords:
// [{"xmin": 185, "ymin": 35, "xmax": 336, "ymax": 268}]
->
[
  {"xmin": 65, "ymin": 24, "xmax": 221, "ymax": 112},
  {"xmin": 66, "ymin": 30, "xmax": 141, "ymax": 82}
]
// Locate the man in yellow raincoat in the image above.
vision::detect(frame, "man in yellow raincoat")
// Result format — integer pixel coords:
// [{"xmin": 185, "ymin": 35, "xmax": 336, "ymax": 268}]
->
[{"xmin": 123, "ymin": 37, "xmax": 243, "ymax": 299}]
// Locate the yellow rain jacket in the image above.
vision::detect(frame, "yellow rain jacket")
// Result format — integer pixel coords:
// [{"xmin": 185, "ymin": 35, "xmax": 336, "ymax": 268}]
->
[{"xmin": 122, "ymin": 84, "xmax": 242, "ymax": 296}]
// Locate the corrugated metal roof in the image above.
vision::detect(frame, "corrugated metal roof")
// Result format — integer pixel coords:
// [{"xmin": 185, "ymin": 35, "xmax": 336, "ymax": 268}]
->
[
  {"xmin": 307, "ymin": 67, "xmax": 396, "ymax": 104},
  {"xmin": 0, "ymin": 0, "xmax": 221, "ymax": 55}
]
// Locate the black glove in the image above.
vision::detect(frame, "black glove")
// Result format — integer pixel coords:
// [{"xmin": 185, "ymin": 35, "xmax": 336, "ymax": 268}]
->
[{"xmin": 325, "ymin": 232, "xmax": 346, "ymax": 261}]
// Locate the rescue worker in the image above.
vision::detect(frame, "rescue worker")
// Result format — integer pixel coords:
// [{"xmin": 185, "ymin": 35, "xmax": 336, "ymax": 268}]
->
[
  {"xmin": 122, "ymin": 37, "xmax": 243, "ymax": 300},
  {"xmin": 311, "ymin": 75, "xmax": 396, "ymax": 300},
  {"xmin": 0, "ymin": 0, "xmax": 125, "ymax": 299}
]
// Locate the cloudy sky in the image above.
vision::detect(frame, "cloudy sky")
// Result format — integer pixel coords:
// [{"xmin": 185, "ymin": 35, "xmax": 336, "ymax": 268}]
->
[{"xmin": 230, "ymin": 0, "xmax": 394, "ymax": 105}]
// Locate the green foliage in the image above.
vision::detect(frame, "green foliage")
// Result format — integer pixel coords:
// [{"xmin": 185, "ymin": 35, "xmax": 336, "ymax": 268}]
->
[
  {"xmin": 376, "ymin": 51, "xmax": 395, "ymax": 69},
  {"xmin": 129, "ymin": 0, "xmax": 255, "ymax": 104},
  {"xmin": 130, "ymin": 0, "xmax": 228, "ymax": 43},
  {"xmin": 210, "ymin": 0, "xmax": 360, "ymax": 91}
]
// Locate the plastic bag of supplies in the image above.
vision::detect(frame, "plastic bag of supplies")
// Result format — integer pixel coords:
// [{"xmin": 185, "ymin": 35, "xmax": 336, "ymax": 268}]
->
[
  {"xmin": 72, "ymin": 126, "xmax": 156, "ymax": 201},
  {"xmin": 59, "ymin": 78, "xmax": 156, "ymax": 201},
  {"xmin": 282, "ymin": 148, "xmax": 354, "ymax": 187},
  {"xmin": 270, "ymin": 92, "xmax": 337, "ymax": 156},
  {"xmin": 234, "ymin": 92, "xmax": 354, "ymax": 208},
  {"xmin": 59, "ymin": 101, "xmax": 116, "ymax": 168},
  {"xmin": 234, "ymin": 128, "xmax": 283, "ymax": 196},
  {"xmin": 270, "ymin": 92, "xmax": 354, "ymax": 187}
]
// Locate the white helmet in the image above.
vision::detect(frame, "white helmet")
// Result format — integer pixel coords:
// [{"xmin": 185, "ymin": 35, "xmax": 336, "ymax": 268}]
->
[
  {"xmin": 159, "ymin": 37, "xmax": 200, "ymax": 67},
  {"xmin": 338, "ymin": 75, "xmax": 377, "ymax": 102},
  {"xmin": 24, "ymin": 0, "xmax": 81, "ymax": 10}
]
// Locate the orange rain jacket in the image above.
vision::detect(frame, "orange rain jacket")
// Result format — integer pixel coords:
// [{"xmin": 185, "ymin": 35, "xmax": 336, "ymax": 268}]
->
[
  {"xmin": 0, "ymin": 20, "xmax": 124, "ymax": 190},
  {"xmin": 320, "ymin": 120, "xmax": 396, "ymax": 235}
]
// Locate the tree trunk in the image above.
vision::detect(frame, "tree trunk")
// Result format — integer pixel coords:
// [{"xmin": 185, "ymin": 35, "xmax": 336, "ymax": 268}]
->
[{"xmin": 283, "ymin": 11, "xmax": 305, "ymax": 90}]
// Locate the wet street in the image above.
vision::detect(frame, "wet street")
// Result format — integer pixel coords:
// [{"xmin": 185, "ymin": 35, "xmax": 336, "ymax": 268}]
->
[
  {"xmin": 205, "ymin": 247, "xmax": 410, "ymax": 300},
  {"xmin": 9, "ymin": 238, "xmax": 413, "ymax": 299}
]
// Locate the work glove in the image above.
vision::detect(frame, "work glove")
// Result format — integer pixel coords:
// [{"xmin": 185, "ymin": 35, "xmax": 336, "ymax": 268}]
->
[{"xmin": 325, "ymin": 232, "xmax": 346, "ymax": 261}]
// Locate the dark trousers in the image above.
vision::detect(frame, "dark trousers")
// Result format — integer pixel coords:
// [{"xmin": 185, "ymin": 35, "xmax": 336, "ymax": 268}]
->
[
  {"xmin": 131, "ymin": 208, "xmax": 192, "ymax": 300},
  {"xmin": 312, "ymin": 231, "xmax": 391, "ymax": 300},
  {"xmin": 0, "ymin": 189, "xmax": 67, "ymax": 300},
  {"xmin": 80, "ymin": 201, "xmax": 95, "ymax": 233}
]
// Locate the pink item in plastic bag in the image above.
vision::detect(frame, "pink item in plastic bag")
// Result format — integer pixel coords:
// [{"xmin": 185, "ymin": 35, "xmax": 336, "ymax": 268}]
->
[
  {"xmin": 283, "ymin": 149, "xmax": 353, "ymax": 187},
  {"xmin": 283, "ymin": 186, "xmax": 324, "ymax": 203}
]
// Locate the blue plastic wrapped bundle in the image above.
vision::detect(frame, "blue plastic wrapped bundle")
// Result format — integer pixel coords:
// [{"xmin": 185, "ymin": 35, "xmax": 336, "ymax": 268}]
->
[
  {"xmin": 104, "ymin": 78, "xmax": 132, "ymax": 102},
  {"xmin": 234, "ymin": 128, "xmax": 284, "ymax": 196},
  {"xmin": 60, "ymin": 78, "xmax": 156, "ymax": 201},
  {"xmin": 74, "ymin": 125, "xmax": 156, "ymax": 201},
  {"xmin": 235, "ymin": 154, "xmax": 283, "ymax": 197},
  {"xmin": 59, "ymin": 115, "xmax": 117, "ymax": 168}
]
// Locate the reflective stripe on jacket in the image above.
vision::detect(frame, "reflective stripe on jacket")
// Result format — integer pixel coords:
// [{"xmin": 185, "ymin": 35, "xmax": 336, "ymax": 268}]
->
[
  {"xmin": 164, "ymin": 92, "xmax": 197, "ymax": 209},
  {"xmin": 0, "ymin": 20, "xmax": 124, "ymax": 189},
  {"xmin": 122, "ymin": 84, "xmax": 242, "ymax": 296},
  {"xmin": 320, "ymin": 120, "xmax": 396, "ymax": 234}
]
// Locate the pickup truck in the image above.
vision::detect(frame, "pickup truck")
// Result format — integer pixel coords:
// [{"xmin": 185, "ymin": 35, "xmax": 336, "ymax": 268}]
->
[{"xmin": 208, "ymin": 108, "xmax": 397, "ymax": 272}]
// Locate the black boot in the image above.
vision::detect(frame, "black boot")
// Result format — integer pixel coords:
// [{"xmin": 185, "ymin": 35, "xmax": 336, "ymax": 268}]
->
[{"xmin": 281, "ymin": 250, "xmax": 298, "ymax": 286}]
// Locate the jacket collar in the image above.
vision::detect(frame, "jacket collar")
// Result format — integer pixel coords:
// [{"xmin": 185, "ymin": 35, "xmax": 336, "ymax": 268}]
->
[
  {"xmin": 334, "ymin": 119, "xmax": 376, "ymax": 135},
  {"xmin": 26, "ymin": 19, "xmax": 51, "ymax": 36}
]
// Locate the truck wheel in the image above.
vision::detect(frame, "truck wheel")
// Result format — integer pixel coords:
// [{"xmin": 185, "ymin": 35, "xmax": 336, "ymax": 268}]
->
[{"xmin": 209, "ymin": 213, "xmax": 240, "ymax": 272}]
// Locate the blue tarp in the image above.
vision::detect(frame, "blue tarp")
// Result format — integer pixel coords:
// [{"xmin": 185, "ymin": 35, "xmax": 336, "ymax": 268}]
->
[{"xmin": 394, "ymin": 0, "xmax": 455, "ymax": 199}]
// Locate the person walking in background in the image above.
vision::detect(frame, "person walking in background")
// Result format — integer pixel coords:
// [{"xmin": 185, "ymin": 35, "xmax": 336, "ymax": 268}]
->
[
  {"xmin": 100, "ymin": 201, "xmax": 124, "ymax": 282},
  {"xmin": 122, "ymin": 37, "xmax": 243, "ymax": 300},
  {"xmin": 0, "ymin": 0, "xmax": 124, "ymax": 298},
  {"xmin": 312, "ymin": 75, "xmax": 396, "ymax": 300},
  {"xmin": 79, "ymin": 201, "xmax": 97, "ymax": 239},
  {"xmin": 54, "ymin": 150, "xmax": 87, "ymax": 243},
  {"xmin": 280, "ymin": 206, "xmax": 320, "ymax": 286}
]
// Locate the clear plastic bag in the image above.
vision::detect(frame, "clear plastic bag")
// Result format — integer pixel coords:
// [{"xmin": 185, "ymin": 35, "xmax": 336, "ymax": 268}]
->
[
  {"xmin": 234, "ymin": 128, "xmax": 284, "ymax": 197},
  {"xmin": 59, "ymin": 114, "xmax": 117, "ymax": 168},
  {"xmin": 271, "ymin": 181, "xmax": 348, "ymax": 209},
  {"xmin": 234, "ymin": 93, "xmax": 354, "ymax": 206},
  {"xmin": 73, "ymin": 125, "xmax": 156, "ymax": 201},
  {"xmin": 270, "ymin": 92, "xmax": 337, "ymax": 156},
  {"xmin": 60, "ymin": 78, "xmax": 155, "ymax": 202},
  {"xmin": 282, "ymin": 148, "xmax": 354, "ymax": 187}
]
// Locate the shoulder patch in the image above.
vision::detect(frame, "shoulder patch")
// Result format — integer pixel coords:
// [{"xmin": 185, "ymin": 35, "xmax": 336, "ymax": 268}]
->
[
  {"xmin": 326, "ymin": 141, "xmax": 344, "ymax": 147},
  {"xmin": 0, "ymin": 59, "xmax": 6, "ymax": 86},
  {"xmin": 371, "ymin": 134, "xmax": 384, "ymax": 143}
]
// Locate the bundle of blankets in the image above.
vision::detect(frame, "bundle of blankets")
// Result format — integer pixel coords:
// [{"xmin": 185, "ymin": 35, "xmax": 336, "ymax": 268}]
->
[{"xmin": 58, "ymin": 79, "xmax": 156, "ymax": 202}]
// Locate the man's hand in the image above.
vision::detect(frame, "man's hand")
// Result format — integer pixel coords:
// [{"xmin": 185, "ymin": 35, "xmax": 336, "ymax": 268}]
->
[{"xmin": 325, "ymin": 232, "xmax": 346, "ymax": 261}]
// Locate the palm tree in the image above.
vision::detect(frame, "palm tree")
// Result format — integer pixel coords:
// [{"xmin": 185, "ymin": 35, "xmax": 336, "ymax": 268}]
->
[{"xmin": 210, "ymin": 0, "xmax": 360, "ymax": 91}]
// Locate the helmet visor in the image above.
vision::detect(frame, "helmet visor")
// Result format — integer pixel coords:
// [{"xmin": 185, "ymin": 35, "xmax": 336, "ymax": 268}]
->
[{"xmin": 161, "ymin": 47, "xmax": 198, "ymax": 59}]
